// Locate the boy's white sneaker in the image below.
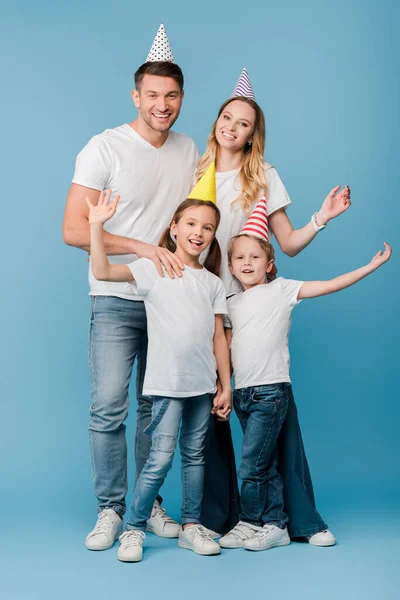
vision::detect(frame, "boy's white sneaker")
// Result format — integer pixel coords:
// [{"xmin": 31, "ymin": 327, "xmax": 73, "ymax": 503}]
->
[
  {"xmin": 308, "ymin": 530, "xmax": 336, "ymax": 547},
  {"xmin": 243, "ymin": 524, "xmax": 290, "ymax": 552},
  {"xmin": 117, "ymin": 530, "xmax": 146, "ymax": 562},
  {"xmin": 219, "ymin": 521, "xmax": 262, "ymax": 548},
  {"xmin": 85, "ymin": 508, "xmax": 123, "ymax": 551},
  {"xmin": 146, "ymin": 499, "xmax": 180, "ymax": 538},
  {"xmin": 178, "ymin": 525, "xmax": 221, "ymax": 556}
]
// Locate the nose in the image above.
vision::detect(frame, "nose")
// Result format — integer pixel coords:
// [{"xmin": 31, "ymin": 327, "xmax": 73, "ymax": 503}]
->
[
  {"xmin": 157, "ymin": 98, "xmax": 168, "ymax": 112},
  {"xmin": 244, "ymin": 256, "xmax": 252, "ymax": 265}
]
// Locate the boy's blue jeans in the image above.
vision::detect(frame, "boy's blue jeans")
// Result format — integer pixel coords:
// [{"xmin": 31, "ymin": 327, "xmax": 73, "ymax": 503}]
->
[
  {"xmin": 234, "ymin": 383, "xmax": 290, "ymax": 528},
  {"xmin": 126, "ymin": 394, "xmax": 213, "ymax": 530}
]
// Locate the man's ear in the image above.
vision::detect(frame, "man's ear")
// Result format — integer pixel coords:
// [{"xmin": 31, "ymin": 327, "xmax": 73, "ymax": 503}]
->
[
  {"xmin": 131, "ymin": 89, "xmax": 140, "ymax": 109},
  {"xmin": 266, "ymin": 259, "xmax": 275, "ymax": 273}
]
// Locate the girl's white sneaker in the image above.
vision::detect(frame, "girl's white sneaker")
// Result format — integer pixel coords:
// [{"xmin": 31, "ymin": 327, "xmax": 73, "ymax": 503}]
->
[
  {"xmin": 178, "ymin": 525, "xmax": 221, "ymax": 555},
  {"xmin": 85, "ymin": 509, "xmax": 123, "ymax": 551},
  {"xmin": 243, "ymin": 524, "xmax": 290, "ymax": 552},
  {"xmin": 308, "ymin": 530, "xmax": 336, "ymax": 547},
  {"xmin": 117, "ymin": 530, "xmax": 146, "ymax": 562},
  {"xmin": 219, "ymin": 521, "xmax": 262, "ymax": 548}
]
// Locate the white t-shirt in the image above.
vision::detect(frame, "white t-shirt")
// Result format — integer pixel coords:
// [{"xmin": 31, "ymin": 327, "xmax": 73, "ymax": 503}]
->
[
  {"xmin": 225, "ymin": 278, "xmax": 304, "ymax": 389},
  {"xmin": 213, "ymin": 163, "xmax": 291, "ymax": 296},
  {"xmin": 128, "ymin": 258, "xmax": 228, "ymax": 398},
  {"xmin": 72, "ymin": 124, "xmax": 199, "ymax": 300}
]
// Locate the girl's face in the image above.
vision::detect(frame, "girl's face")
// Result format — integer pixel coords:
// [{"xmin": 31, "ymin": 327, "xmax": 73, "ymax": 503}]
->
[
  {"xmin": 215, "ymin": 100, "xmax": 256, "ymax": 152},
  {"xmin": 170, "ymin": 205, "xmax": 217, "ymax": 258},
  {"xmin": 229, "ymin": 236, "xmax": 274, "ymax": 290}
]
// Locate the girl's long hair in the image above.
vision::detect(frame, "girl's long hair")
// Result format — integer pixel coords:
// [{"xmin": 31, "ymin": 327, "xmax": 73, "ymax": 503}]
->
[
  {"xmin": 197, "ymin": 96, "xmax": 268, "ymax": 213},
  {"xmin": 158, "ymin": 199, "xmax": 222, "ymax": 277}
]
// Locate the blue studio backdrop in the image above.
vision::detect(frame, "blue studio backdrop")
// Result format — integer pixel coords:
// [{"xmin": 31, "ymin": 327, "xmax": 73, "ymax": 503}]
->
[{"xmin": 1, "ymin": 1, "xmax": 399, "ymax": 599}]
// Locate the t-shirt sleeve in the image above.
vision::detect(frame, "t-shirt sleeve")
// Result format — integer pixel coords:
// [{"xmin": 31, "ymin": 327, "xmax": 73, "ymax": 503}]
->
[
  {"xmin": 127, "ymin": 259, "xmax": 159, "ymax": 297},
  {"xmin": 223, "ymin": 313, "xmax": 232, "ymax": 329},
  {"xmin": 265, "ymin": 166, "xmax": 292, "ymax": 216},
  {"xmin": 279, "ymin": 278, "xmax": 304, "ymax": 308},
  {"xmin": 213, "ymin": 278, "xmax": 228, "ymax": 315},
  {"xmin": 72, "ymin": 136, "xmax": 112, "ymax": 191}
]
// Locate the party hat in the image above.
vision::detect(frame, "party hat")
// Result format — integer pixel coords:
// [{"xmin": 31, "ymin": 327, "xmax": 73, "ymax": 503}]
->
[
  {"xmin": 240, "ymin": 196, "xmax": 269, "ymax": 240},
  {"xmin": 231, "ymin": 68, "xmax": 256, "ymax": 101},
  {"xmin": 146, "ymin": 24, "xmax": 175, "ymax": 63},
  {"xmin": 187, "ymin": 163, "xmax": 216, "ymax": 204}
]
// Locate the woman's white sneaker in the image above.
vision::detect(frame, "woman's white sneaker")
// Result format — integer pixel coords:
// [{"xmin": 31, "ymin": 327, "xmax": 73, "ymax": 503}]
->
[
  {"xmin": 85, "ymin": 509, "xmax": 123, "ymax": 551},
  {"xmin": 308, "ymin": 530, "xmax": 336, "ymax": 546},
  {"xmin": 178, "ymin": 525, "xmax": 221, "ymax": 555},
  {"xmin": 243, "ymin": 524, "xmax": 290, "ymax": 552},
  {"xmin": 117, "ymin": 530, "xmax": 146, "ymax": 562},
  {"xmin": 219, "ymin": 521, "xmax": 262, "ymax": 548},
  {"xmin": 146, "ymin": 500, "xmax": 180, "ymax": 538}
]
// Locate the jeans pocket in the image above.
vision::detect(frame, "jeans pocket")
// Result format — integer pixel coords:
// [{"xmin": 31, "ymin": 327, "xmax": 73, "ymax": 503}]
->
[
  {"xmin": 144, "ymin": 398, "xmax": 171, "ymax": 436},
  {"xmin": 252, "ymin": 384, "xmax": 284, "ymax": 405}
]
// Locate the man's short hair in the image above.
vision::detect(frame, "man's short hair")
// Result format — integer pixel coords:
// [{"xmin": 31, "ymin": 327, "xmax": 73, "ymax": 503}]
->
[{"xmin": 134, "ymin": 62, "xmax": 184, "ymax": 91}]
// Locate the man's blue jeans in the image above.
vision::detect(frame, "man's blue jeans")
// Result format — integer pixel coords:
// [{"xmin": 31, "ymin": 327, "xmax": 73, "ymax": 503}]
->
[
  {"xmin": 88, "ymin": 296, "xmax": 153, "ymax": 516},
  {"xmin": 126, "ymin": 394, "xmax": 213, "ymax": 530},
  {"xmin": 234, "ymin": 383, "xmax": 290, "ymax": 528}
]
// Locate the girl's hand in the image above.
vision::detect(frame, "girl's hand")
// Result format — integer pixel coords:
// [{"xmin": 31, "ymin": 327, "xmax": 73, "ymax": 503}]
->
[
  {"xmin": 370, "ymin": 242, "xmax": 392, "ymax": 269},
  {"xmin": 212, "ymin": 389, "xmax": 232, "ymax": 421},
  {"xmin": 318, "ymin": 185, "xmax": 351, "ymax": 225},
  {"xmin": 86, "ymin": 190, "xmax": 120, "ymax": 225}
]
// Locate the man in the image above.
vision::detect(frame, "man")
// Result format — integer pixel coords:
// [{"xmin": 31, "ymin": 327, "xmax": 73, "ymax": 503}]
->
[{"xmin": 63, "ymin": 25, "xmax": 199, "ymax": 550}]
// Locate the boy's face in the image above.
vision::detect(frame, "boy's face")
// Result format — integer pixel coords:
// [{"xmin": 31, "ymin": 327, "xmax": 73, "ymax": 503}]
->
[{"xmin": 229, "ymin": 236, "xmax": 274, "ymax": 290}]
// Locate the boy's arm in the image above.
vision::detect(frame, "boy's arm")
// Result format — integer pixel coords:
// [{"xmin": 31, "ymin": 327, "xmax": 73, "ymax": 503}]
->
[
  {"xmin": 213, "ymin": 315, "xmax": 232, "ymax": 421},
  {"xmin": 298, "ymin": 243, "xmax": 392, "ymax": 299}
]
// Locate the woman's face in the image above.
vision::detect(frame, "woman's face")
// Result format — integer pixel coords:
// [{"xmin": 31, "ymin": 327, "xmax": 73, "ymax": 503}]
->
[{"xmin": 215, "ymin": 100, "xmax": 256, "ymax": 153}]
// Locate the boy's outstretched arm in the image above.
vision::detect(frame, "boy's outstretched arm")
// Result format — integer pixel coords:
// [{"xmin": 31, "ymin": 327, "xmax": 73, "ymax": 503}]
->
[
  {"xmin": 298, "ymin": 243, "xmax": 392, "ymax": 300},
  {"xmin": 87, "ymin": 191, "xmax": 134, "ymax": 283}
]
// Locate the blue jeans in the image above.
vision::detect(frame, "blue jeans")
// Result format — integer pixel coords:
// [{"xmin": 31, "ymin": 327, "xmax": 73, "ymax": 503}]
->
[
  {"xmin": 234, "ymin": 383, "xmax": 290, "ymax": 528},
  {"xmin": 126, "ymin": 394, "xmax": 213, "ymax": 530},
  {"xmin": 88, "ymin": 296, "xmax": 154, "ymax": 516}
]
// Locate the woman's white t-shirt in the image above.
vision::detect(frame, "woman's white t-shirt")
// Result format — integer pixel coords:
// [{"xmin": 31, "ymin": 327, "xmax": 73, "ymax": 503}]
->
[
  {"xmin": 214, "ymin": 163, "xmax": 291, "ymax": 296},
  {"xmin": 128, "ymin": 258, "xmax": 228, "ymax": 398}
]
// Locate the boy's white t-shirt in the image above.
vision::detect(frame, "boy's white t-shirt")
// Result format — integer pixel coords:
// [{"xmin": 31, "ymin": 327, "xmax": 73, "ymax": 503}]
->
[
  {"xmin": 72, "ymin": 124, "xmax": 199, "ymax": 300},
  {"xmin": 225, "ymin": 278, "xmax": 304, "ymax": 389},
  {"xmin": 213, "ymin": 163, "xmax": 292, "ymax": 296},
  {"xmin": 128, "ymin": 258, "xmax": 228, "ymax": 398}
]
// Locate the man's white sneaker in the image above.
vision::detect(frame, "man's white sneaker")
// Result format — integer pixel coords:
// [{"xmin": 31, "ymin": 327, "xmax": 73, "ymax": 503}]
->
[
  {"xmin": 308, "ymin": 530, "xmax": 336, "ymax": 547},
  {"xmin": 243, "ymin": 524, "xmax": 290, "ymax": 552},
  {"xmin": 178, "ymin": 525, "xmax": 221, "ymax": 556},
  {"xmin": 146, "ymin": 499, "xmax": 180, "ymax": 538},
  {"xmin": 219, "ymin": 521, "xmax": 262, "ymax": 549},
  {"xmin": 117, "ymin": 530, "xmax": 146, "ymax": 562},
  {"xmin": 85, "ymin": 509, "xmax": 123, "ymax": 551}
]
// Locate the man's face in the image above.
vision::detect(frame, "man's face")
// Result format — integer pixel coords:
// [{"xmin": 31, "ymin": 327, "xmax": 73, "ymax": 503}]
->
[{"xmin": 132, "ymin": 74, "xmax": 184, "ymax": 133}]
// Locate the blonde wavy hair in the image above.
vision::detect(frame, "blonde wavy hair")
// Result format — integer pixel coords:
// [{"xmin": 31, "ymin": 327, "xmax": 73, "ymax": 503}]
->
[{"xmin": 197, "ymin": 96, "xmax": 268, "ymax": 213}]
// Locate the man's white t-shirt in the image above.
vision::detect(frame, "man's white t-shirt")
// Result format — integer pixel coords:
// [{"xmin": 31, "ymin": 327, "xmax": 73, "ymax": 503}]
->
[
  {"xmin": 72, "ymin": 124, "xmax": 199, "ymax": 300},
  {"xmin": 128, "ymin": 258, "xmax": 228, "ymax": 398},
  {"xmin": 225, "ymin": 278, "xmax": 304, "ymax": 389},
  {"xmin": 213, "ymin": 163, "xmax": 291, "ymax": 296}
]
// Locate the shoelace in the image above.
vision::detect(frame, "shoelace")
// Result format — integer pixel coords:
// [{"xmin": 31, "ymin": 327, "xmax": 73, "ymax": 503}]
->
[
  {"xmin": 92, "ymin": 510, "xmax": 116, "ymax": 535},
  {"xmin": 227, "ymin": 521, "xmax": 261, "ymax": 541},
  {"xmin": 153, "ymin": 504, "xmax": 176, "ymax": 524},
  {"xmin": 119, "ymin": 530, "xmax": 146, "ymax": 547},
  {"xmin": 187, "ymin": 525, "xmax": 214, "ymax": 544},
  {"xmin": 257, "ymin": 525, "xmax": 277, "ymax": 541}
]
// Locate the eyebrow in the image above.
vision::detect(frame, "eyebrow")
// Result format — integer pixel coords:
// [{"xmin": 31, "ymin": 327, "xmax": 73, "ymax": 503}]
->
[
  {"xmin": 145, "ymin": 90, "xmax": 179, "ymax": 95},
  {"xmin": 222, "ymin": 110, "xmax": 251, "ymax": 124}
]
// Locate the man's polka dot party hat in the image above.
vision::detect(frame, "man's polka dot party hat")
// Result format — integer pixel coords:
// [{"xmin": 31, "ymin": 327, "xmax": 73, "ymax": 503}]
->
[{"xmin": 146, "ymin": 23, "xmax": 175, "ymax": 63}]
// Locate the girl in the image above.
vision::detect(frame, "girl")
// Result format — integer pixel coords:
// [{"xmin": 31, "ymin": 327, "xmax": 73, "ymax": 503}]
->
[
  {"xmin": 200, "ymin": 72, "xmax": 351, "ymax": 543},
  {"xmin": 219, "ymin": 233, "xmax": 391, "ymax": 551},
  {"xmin": 86, "ymin": 172, "xmax": 232, "ymax": 562}
]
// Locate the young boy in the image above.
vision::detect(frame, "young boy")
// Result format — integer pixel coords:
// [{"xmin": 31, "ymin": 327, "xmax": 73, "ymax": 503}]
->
[{"xmin": 219, "ymin": 233, "xmax": 391, "ymax": 551}]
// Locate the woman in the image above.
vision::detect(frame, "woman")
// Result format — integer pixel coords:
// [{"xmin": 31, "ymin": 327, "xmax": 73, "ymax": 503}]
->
[{"xmin": 200, "ymin": 71, "xmax": 350, "ymax": 545}]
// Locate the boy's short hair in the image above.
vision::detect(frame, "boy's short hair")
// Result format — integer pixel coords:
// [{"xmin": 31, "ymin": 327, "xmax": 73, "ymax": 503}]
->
[
  {"xmin": 227, "ymin": 234, "xmax": 275, "ymax": 264},
  {"xmin": 134, "ymin": 62, "xmax": 184, "ymax": 91}
]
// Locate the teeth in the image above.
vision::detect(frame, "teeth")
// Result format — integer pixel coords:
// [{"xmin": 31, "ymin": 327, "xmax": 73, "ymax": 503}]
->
[
  {"xmin": 222, "ymin": 132, "xmax": 234, "ymax": 139},
  {"xmin": 153, "ymin": 113, "xmax": 170, "ymax": 118}
]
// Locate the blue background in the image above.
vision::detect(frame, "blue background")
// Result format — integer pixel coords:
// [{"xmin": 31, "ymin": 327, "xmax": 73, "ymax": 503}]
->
[{"xmin": 1, "ymin": 0, "xmax": 398, "ymax": 598}]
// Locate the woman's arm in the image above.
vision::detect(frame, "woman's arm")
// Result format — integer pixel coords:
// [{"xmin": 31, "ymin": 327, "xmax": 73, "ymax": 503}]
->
[
  {"xmin": 212, "ymin": 315, "xmax": 232, "ymax": 421},
  {"xmin": 268, "ymin": 185, "xmax": 351, "ymax": 257}
]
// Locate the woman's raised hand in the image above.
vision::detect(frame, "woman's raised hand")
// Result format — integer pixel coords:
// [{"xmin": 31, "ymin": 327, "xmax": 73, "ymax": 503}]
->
[
  {"xmin": 318, "ymin": 185, "xmax": 351, "ymax": 224},
  {"xmin": 86, "ymin": 190, "xmax": 120, "ymax": 225},
  {"xmin": 370, "ymin": 242, "xmax": 392, "ymax": 269}
]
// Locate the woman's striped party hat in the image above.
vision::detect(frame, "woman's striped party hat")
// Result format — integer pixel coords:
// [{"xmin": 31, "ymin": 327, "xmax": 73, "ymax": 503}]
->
[{"xmin": 231, "ymin": 68, "xmax": 256, "ymax": 101}]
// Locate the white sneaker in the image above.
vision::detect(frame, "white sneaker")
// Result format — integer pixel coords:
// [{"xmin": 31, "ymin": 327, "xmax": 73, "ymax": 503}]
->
[
  {"xmin": 201, "ymin": 527, "xmax": 221, "ymax": 540},
  {"xmin": 178, "ymin": 525, "xmax": 221, "ymax": 556},
  {"xmin": 85, "ymin": 509, "xmax": 123, "ymax": 551},
  {"xmin": 219, "ymin": 521, "xmax": 262, "ymax": 549},
  {"xmin": 146, "ymin": 499, "xmax": 180, "ymax": 538},
  {"xmin": 117, "ymin": 530, "xmax": 146, "ymax": 562},
  {"xmin": 308, "ymin": 530, "xmax": 336, "ymax": 547},
  {"xmin": 243, "ymin": 524, "xmax": 290, "ymax": 552}
]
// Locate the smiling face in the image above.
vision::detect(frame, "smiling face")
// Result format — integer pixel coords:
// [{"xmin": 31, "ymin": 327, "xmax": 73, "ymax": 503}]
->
[
  {"xmin": 229, "ymin": 235, "xmax": 274, "ymax": 290},
  {"xmin": 132, "ymin": 74, "xmax": 184, "ymax": 133},
  {"xmin": 215, "ymin": 99, "xmax": 256, "ymax": 152},
  {"xmin": 171, "ymin": 204, "xmax": 218, "ymax": 260}
]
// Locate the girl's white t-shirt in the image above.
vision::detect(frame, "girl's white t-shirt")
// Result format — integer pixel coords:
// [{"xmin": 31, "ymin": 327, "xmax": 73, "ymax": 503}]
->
[
  {"xmin": 128, "ymin": 258, "xmax": 228, "ymax": 398},
  {"xmin": 213, "ymin": 163, "xmax": 292, "ymax": 296},
  {"xmin": 225, "ymin": 278, "xmax": 304, "ymax": 389}
]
